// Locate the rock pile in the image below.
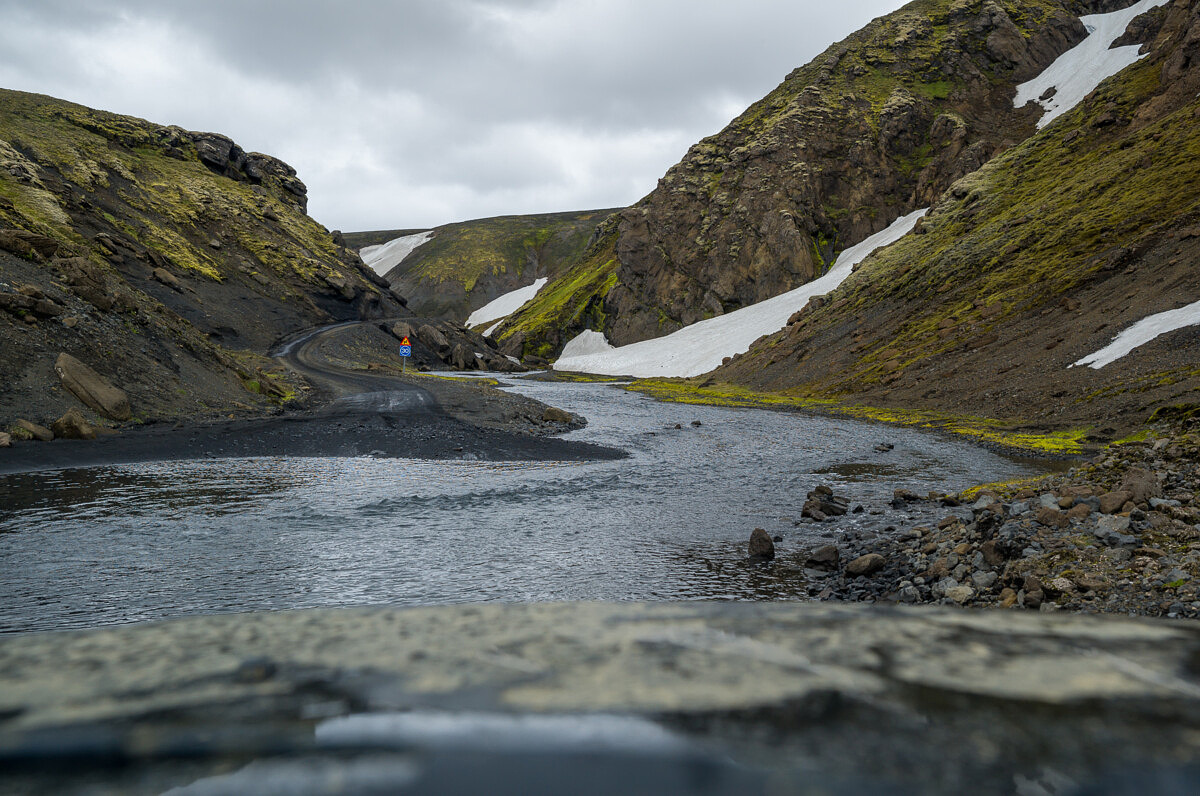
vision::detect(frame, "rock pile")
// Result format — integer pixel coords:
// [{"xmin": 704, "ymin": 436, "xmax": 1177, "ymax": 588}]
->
[{"xmin": 804, "ymin": 431, "xmax": 1200, "ymax": 619}]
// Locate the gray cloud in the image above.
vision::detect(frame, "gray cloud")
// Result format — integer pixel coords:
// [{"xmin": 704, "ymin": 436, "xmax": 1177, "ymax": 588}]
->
[{"xmin": 0, "ymin": 0, "xmax": 902, "ymax": 230}]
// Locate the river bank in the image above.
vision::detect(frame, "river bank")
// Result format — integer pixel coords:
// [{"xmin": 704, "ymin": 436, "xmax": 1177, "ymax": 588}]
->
[{"xmin": 779, "ymin": 427, "xmax": 1200, "ymax": 620}]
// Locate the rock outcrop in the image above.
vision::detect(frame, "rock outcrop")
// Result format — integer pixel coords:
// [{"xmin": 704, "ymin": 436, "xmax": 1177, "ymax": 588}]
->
[
  {"xmin": 500, "ymin": 0, "xmax": 1098, "ymax": 357},
  {"xmin": 714, "ymin": 0, "xmax": 1200, "ymax": 436},
  {"xmin": 54, "ymin": 352, "xmax": 131, "ymax": 421},
  {"xmin": 0, "ymin": 88, "xmax": 411, "ymax": 427},
  {"xmin": 6, "ymin": 603, "xmax": 1200, "ymax": 795}
]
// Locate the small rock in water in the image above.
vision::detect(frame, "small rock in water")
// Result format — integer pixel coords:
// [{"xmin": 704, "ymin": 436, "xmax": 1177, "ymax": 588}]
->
[
  {"xmin": 875, "ymin": 443, "xmax": 894, "ymax": 452},
  {"xmin": 690, "ymin": 420, "xmax": 702, "ymax": 427},
  {"xmin": 748, "ymin": 528, "xmax": 775, "ymax": 560}
]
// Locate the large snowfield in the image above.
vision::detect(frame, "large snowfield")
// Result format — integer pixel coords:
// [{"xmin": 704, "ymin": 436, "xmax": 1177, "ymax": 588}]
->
[
  {"xmin": 553, "ymin": 208, "xmax": 928, "ymax": 378},
  {"xmin": 467, "ymin": 278, "xmax": 549, "ymax": 335},
  {"xmin": 1013, "ymin": 0, "xmax": 1169, "ymax": 128},
  {"xmin": 360, "ymin": 231, "xmax": 433, "ymax": 277}
]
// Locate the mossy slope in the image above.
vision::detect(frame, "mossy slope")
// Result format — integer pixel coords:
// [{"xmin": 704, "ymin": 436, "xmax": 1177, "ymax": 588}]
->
[
  {"xmin": 371, "ymin": 208, "xmax": 617, "ymax": 321},
  {"xmin": 715, "ymin": 0, "xmax": 1200, "ymax": 440},
  {"xmin": 0, "ymin": 89, "xmax": 407, "ymax": 425},
  {"xmin": 500, "ymin": 0, "xmax": 1103, "ymax": 358}
]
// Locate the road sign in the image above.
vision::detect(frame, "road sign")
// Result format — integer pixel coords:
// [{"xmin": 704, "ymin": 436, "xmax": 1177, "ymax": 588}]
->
[
  {"xmin": 400, "ymin": 336, "xmax": 411, "ymax": 346},
  {"xmin": 399, "ymin": 345, "xmax": 412, "ymax": 357}
]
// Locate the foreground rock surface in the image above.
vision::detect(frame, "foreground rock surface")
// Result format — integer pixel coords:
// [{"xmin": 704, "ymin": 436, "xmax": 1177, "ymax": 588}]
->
[{"xmin": 3, "ymin": 602, "xmax": 1200, "ymax": 795}]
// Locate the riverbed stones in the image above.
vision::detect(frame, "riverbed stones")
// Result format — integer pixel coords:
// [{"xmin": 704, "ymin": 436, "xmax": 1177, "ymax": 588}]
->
[
  {"xmin": 54, "ymin": 353, "xmax": 131, "ymax": 421},
  {"xmin": 1121, "ymin": 467, "xmax": 1161, "ymax": 505},
  {"xmin": 1035, "ymin": 506, "xmax": 1069, "ymax": 528},
  {"xmin": 806, "ymin": 544, "xmax": 840, "ymax": 571},
  {"xmin": 1098, "ymin": 490, "xmax": 1133, "ymax": 514},
  {"xmin": 846, "ymin": 553, "xmax": 885, "ymax": 576},
  {"xmin": 51, "ymin": 408, "xmax": 96, "ymax": 440}
]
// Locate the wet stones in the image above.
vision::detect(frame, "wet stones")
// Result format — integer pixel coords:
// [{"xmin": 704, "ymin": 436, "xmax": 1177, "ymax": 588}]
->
[
  {"xmin": 806, "ymin": 545, "xmax": 840, "ymax": 571},
  {"xmin": 802, "ymin": 484, "xmax": 849, "ymax": 520},
  {"xmin": 846, "ymin": 553, "xmax": 885, "ymax": 577},
  {"xmin": 749, "ymin": 528, "xmax": 775, "ymax": 560}
]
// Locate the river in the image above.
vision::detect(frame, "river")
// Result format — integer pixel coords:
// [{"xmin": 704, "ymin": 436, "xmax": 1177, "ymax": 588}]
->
[{"xmin": 0, "ymin": 378, "xmax": 1044, "ymax": 634}]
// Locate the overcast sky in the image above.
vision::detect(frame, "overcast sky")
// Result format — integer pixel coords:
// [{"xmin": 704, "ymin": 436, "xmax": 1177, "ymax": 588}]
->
[{"xmin": 0, "ymin": 1, "xmax": 903, "ymax": 232}]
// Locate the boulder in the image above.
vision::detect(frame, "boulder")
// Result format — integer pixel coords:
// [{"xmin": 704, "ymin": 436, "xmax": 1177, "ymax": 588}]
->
[
  {"xmin": 390, "ymin": 321, "xmax": 415, "ymax": 342},
  {"xmin": 1120, "ymin": 468, "xmax": 1161, "ymax": 505},
  {"xmin": 54, "ymin": 353, "xmax": 132, "ymax": 421},
  {"xmin": 1098, "ymin": 490, "xmax": 1133, "ymax": 514},
  {"xmin": 15, "ymin": 419, "xmax": 53, "ymax": 441},
  {"xmin": 0, "ymin": 431, "xmax": 10, "ymax": 448},
  {"xmin": 748, "ymin": 528, "xmax": 775, "ymax": 560},
  {"xmin": 152, "ymin": 267, "xmax": 182, "ymax": 291},
  {"xmin": 805, "ymin": 545, "xmax": 840, "ymax": 571},
  {"xmin": 0, "ymin": 229, "xmax": 60, "ymax": 260},
  {"xmin": 418, "ymin": 325, "xmax": 451, "ymax": 356},
  {"xmin": 449, "ymin": 343, "xmax": 477, "ymax": 370},
  {"xmin": 51, "ymin": 408, "xmax": 96, "ymax": 440},
  {"xmin": 1035, "ymin": 507, "xmax": 1069, "ymax": 528},
  {"xmin": 846, "ymin": 553, "xmax": 886, "ymax": 577}
]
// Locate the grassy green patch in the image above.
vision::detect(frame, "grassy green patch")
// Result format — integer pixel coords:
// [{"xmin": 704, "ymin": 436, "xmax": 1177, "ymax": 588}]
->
[{"xmin": 626, "ymin": 378, "xmax": 1088, "ymax": 455}]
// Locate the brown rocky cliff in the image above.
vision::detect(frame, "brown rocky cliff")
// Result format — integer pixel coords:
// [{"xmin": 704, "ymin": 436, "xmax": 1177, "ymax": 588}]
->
[
  {"xmin": 711, "ymin": 0, "xmax": 1200, "ymax": 439},
  {"xmin": 599, "ymin": 0, "xmax": 1099, "ymax": 346}
]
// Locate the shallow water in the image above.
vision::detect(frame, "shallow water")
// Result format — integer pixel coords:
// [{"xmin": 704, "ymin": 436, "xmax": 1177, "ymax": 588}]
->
[{"xmin": 0, "ymin": 379, "xmax": 1044, "ymax": 634}]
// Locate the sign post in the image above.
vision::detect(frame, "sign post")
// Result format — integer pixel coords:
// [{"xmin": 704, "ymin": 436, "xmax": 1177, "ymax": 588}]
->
[{"xmin": 399, "ymin": 336, "xmax": 412, "ymax": 374}]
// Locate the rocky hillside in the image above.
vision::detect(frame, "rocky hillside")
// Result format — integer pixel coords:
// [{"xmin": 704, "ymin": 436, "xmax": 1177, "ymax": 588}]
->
[
  {"xmin": 714, "ymin": 0, "xmax": 1200, "ymax": 439},
  {"xmin": 363, "ymin": 209, "xmax": 617, "ymax": 322},
  {"xmin": 497, "ymin": 0, "xmax": 1135, "ymax": 360},
  {"xmin": 0, "ymin": 89, "xmax": 410, "ymax": 430}
]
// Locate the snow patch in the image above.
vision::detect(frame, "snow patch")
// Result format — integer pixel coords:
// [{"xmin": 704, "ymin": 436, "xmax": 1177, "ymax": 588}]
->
[
  {"xmin": 360, "ymin": 231, "xmax": 433, "ymax": 277},
  {"xmin": 1073, "ymin": 299, "xmax": 1200, "ymax": 369},
  {"xmin": 553, "ymin": 208, "xmax": 928, "ymax": 378},
  {"xmin": 467, "ymin": 278, "xmax": 548, "ymax": 330},
  {"xmin": 1014, "ymin": 0, "xmax": 1168, "ymax": 129}
]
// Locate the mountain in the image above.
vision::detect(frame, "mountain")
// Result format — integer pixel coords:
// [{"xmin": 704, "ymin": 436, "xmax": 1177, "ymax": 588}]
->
[
  {"xmin": 713, "ymin": 0, "xmax": 1200, "ymax": 438},
  {"xmin": 496, "ymin": 0, "xmax": 1133, "ymax": 360},
  {"xmin": 355, "ymin": 209, "xmax": 618, "ymax": 322},
  {"xmin": 0, "ymin": 89, "xmax": 408, "ymax": 427}
]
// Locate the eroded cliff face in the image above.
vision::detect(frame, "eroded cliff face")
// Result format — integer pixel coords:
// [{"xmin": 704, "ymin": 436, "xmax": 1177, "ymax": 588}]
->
[
  {"xmin": 0, "ymin": 89, "xmax": 409, "ymax": 426},
  {"xmin": 713, "ymin": 0, "xmax": 1200, "ymax": 437},
  {"xmin": 500, "ymin": 0, "xmax": 1120, "ymax": 358}
]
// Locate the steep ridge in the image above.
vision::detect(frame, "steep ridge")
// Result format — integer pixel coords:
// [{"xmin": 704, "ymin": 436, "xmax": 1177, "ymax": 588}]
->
[
  {"xmin": 714, "ymin": 0, "xmax": 1199, "ymax": 439},
  {"xmin": 368, "ymin": 209, "xmax": 618, "ymax": 322},
  {"xmin": 0, "ymin": 89, "xmax": 408, "ymax": 428},
  {"xmin": 500, "ymin": 0, "xmax": 1118, "ymax": 359}
]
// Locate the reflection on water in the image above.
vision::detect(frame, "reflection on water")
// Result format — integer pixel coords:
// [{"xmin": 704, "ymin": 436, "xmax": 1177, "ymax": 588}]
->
[{"xmin": 0, "ymin": 381, "xmax": 1047, "ymax": 634}]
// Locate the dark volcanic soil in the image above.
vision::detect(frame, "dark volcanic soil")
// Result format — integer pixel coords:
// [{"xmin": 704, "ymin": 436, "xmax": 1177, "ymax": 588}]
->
[{"xmin": 0, "ymin": 321, "xmax": 624, "ymax": 474}]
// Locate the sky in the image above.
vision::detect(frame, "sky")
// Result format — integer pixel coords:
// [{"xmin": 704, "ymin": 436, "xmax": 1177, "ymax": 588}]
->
[{"xmin": 0, "ymin": 1, "xmax": 904, "ymax": 232}]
